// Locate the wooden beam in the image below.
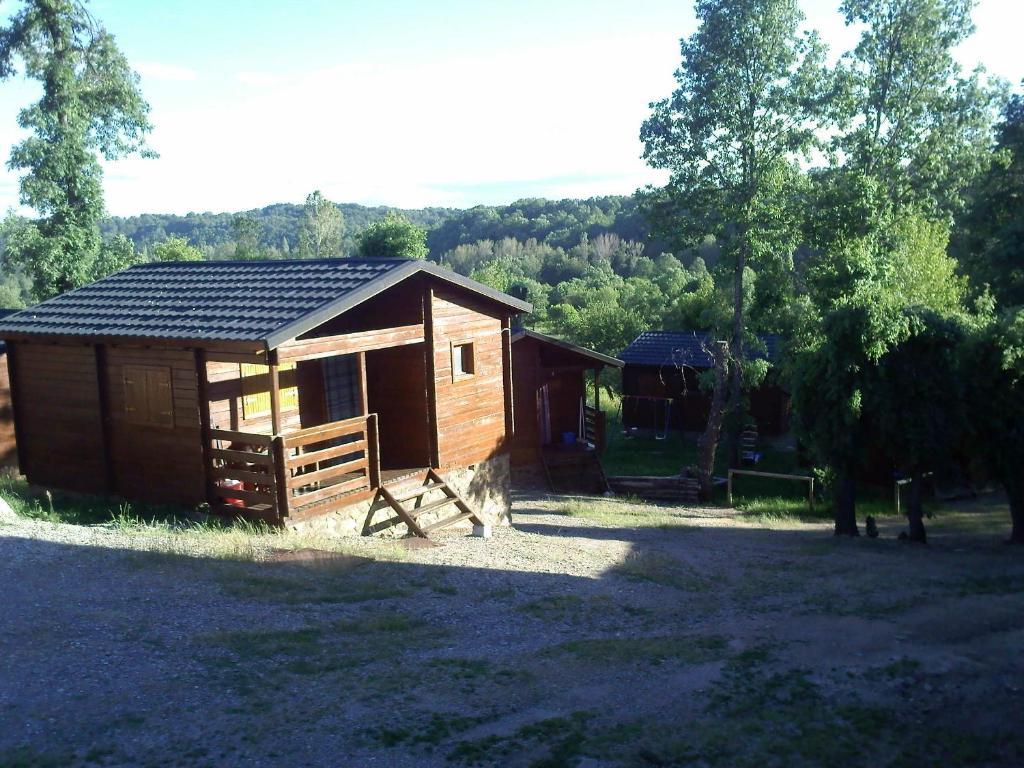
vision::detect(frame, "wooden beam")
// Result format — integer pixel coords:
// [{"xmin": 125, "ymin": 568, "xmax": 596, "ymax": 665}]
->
[
  {"xmin": 94, "ymin": 344, "xmax": 116, "ymax": 494},
  {"xmin": 267, "ymin": 363, "xmax": 289, "ymax": 520},
  {"xmin": 203, "ymin": 350, "xmax": 267, "ymax": 365},
  {"xmin": 357, "ymin": 351, "xmax": 369, "ymax": 415},
  {"xmin": 194, "ymin": 348, "xmax": 216, "ymax": 505},
  {"xmin": 276, "ymin": 324, "xmax": 425, "ymax": 363},
  {"xmin": 501, "ymin": 317, "xmax": 514, "ymax": 438},
  {"xmin": 423, "ymin": 288, "xmax": 440, "ymax": 468}
]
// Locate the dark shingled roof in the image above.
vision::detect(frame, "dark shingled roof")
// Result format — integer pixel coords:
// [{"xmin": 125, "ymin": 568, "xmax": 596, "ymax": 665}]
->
[
  {"xmin": 0, "ymin": 309, "xmax": 17, "ymax": 354},
  {"xmin": 0, "ymin": 258, "xmax": 531, "ymax": 349},
  {"xmin": 511, "ymin": 328, "xmax": 623, "ymax": 368},
  {"xmin": 619, "ymin": 331, "xmax": 783, "ymax": 369}
]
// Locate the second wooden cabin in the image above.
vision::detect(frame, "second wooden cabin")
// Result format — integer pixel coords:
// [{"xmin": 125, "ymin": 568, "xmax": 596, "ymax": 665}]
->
[{"xmin": 0, "ymin": 259, "xmax": 530, "ymax": 537}]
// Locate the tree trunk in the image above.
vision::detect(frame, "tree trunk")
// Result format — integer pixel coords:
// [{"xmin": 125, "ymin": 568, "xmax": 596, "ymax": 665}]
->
[
  {"xmin": 1006, "ymin": 477, "xmax": 1024, "ymax": 545},
  {"xmin": 834, "ymin": 470, "xmax": 859, "ymax": 537},
  {"xmin": 905, "ymin": 471, "xmax": 927, "ymax": 543},
  {"xmin": 697, "ymin": 341, "xmax": 729, "ymax": 501}
]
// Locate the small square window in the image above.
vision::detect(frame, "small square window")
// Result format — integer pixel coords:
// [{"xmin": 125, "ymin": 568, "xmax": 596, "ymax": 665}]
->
[{"xmin": 451, "ymin": 342, "xmax": 475, "ymax": 380}]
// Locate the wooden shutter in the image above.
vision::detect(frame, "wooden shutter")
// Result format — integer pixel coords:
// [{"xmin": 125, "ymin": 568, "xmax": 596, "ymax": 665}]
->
[{"xmin": 123, "ymin": 365, "xmax": 174, "ymax": 427}]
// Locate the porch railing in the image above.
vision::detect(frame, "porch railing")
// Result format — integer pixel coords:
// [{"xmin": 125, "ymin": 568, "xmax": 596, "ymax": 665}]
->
[
  {"xmin": 207, "ymin": 414, "xmax": 380, "ymax": 520},
  {"xmin": 277, "ymin": 413, "xmax": 379, "ymax": 518},
  {"xmin": 583, "ymin": 405, "xmax": 606, "ymax": 452}
]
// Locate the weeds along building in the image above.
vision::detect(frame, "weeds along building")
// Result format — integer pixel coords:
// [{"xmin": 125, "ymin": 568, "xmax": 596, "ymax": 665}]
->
[{"xmin": 0, "ymin": 259, "xmax": 531, "ymax": 537}]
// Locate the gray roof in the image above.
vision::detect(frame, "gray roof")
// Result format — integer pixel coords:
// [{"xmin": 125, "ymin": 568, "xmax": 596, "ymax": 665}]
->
[
  {"xmin": 619, "ymin": 331, "xmax": 783, "ymax": 369},
  {"xmin": 0, "ymin": 259, "xmax": 531, "ymax": 349},
  {"xmin": 511, "ymin": 328, "xmax": 623, "ymax": 368}
]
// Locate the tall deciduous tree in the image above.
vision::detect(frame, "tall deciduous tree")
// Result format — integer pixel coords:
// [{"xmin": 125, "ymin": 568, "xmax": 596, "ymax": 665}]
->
[
  {"xmin": 955, "ymin": 91, "xmax": 1024, "ymax": 307},
  {"xmin": 838, "ymin": 0, "xmax": 999, "ymax": 216},
  {"xmin": 0, "ymin": 0, "xmax": 154, "ymax": 299},
  {"xmin": 640, "ymin": 0, "xmax": 831, "ymax": 495},
  {"xmin": 297, "ymin": 190, "xmax": 344, "ymax": 259},
  {"xmin": 153, "ymin": 235, "xmax": 203, "ymax": 263},
  {"xmin": 356, "ymin": 212, "xmax": 428, "ymax": 260}
]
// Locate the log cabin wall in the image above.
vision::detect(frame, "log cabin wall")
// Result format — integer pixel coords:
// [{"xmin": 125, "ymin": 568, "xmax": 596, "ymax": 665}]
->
[
  {"xmin": 0, "ymin": 352, "xmax": 16, "ymax": 467},
  {"xmin": 103, "ymin": 345, "xmax": 207, "ymax": 505},
  {"xmin": 431, "ymin": 285, "xmax": 509, "ymax": 468},
  {"xmin": 9, "ymin": 341, "xmax": 106, "ymax": 493}
]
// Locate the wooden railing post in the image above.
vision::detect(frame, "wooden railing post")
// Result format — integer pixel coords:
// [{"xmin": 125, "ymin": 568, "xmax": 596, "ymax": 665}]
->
[
  {"xmin": 367, "ymin": 413, "xmax": 381, "ymax": 489},
  {"xmin": 727, "ymin": 469, "xmax": 734, "ymax": 506},
  {"xmin": 273, "ymin": 435, "xmax": 290, "ymax": 521}
]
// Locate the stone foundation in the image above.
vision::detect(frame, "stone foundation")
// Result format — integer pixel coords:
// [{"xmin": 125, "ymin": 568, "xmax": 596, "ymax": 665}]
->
[{"xmin": 287, "ymin": 453, "xmax": 511, "ymax": 538}]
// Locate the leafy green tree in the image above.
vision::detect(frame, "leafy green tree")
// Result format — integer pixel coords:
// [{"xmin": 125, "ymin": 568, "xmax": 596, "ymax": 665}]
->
[
  {"xmin": 838, "ymin": 0, "xmax": 1000, "ymax": 216},
  {"xmin": 92, "ymin": 234, "xmax": 142, "ymax": 278},
  {"xmin": 356, "ymin": 212, "xmax": 428, "ymax": 260},
  {"xmin": 865, "ymin": 309, "xmax": 968, "ymax": 542},
  {"xmin": 232, "ymin": 215, "xmax": 265, "ymax": 260},
  {"xmin": 961, "ymin": 309, "xmax": 1024, "ymax": 542},
  {"xmin": 955, "ymin": 92, "xmax": 1024, "ymax": 306},
  {"xmin": 0, "ymin": 0, "xmax": 154, "ymax": 299},
  {"xmin": 640, "ymin": 0, "xmax": 831, "ymax": 491},
  {"xmin": 297, "ymin": 190, "xmax": 344, "ymax": 258},
  {"xmin": 152, "ymin": 235, "xmax": 203, "ymax": 262}
]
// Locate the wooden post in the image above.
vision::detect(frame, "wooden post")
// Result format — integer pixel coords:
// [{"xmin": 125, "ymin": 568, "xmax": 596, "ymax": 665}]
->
[
  {"xmin": 6, "ymin": 341, "xmax": 30, "ymax": 477},
  {"xmin": 94, "ymin": 344, "xmax": 116, "ymax": 494},
  {"xmin": 194, "ymin": 348, "xmax": 215, "ymax": 505},
  {"xmin": 423, "ymin": 286, "xmax": 440, "ymax": 468},
  {"xmin": 268, "ymin": 361, "xmax": 289, "ymax": 519},
  {"xmin": 357, "ymin": 351, "xmax": 369, "ymax": 415},
  {"xmin": 593, "ymin": 368, "xmax": 601, "ymax": 411},
  {"xmin": 501, "ymin": 316, "xmax": 514, "ymax": 438},
  {"xmin": 367, "ymin": 412, "xmax": 381, "ymax": 489},
  {"xmin": 727, "ymin": 469, "xmax": 733, "ymax": 506},
  {"xmin": 808, "ymin": 476, "xmax": 815, "ymax": 513}
]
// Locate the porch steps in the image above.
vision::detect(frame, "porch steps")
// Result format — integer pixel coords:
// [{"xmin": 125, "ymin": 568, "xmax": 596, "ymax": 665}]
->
[{"xmin": 364, "ymin": 468, "xmax": 484, "ymax": 539}]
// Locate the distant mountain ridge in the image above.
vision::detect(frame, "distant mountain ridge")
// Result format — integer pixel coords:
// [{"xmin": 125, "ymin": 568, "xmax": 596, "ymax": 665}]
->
[{"xmin": 99, "ymin": 194, "xmax": 656, "ymax": 261}]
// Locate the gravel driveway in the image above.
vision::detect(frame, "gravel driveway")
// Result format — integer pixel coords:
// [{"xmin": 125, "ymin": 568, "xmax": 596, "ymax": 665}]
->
[{"xmin": 2, "ymin": 492, "xmax": 1023, "ymax": 767}]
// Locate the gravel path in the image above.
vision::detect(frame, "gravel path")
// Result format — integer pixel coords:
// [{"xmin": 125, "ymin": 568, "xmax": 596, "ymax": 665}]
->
[{"xmin": 1, "ymin": 492, "xmax": 1023, "ymax": 767}]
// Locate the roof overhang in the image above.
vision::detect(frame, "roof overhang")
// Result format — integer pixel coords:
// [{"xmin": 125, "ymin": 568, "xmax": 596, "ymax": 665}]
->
[{"xmin": 511, "ymin": 328, "xmax": 623, "ymax": 368}]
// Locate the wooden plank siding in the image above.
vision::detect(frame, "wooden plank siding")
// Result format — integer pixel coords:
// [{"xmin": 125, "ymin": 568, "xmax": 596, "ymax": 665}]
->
[
  {"xmin": 276, "ymin": 324, "xmax": 424, "ymax": 363},
  {"xmin": 430, "ymin": 286, "xmax": 510, "ymax": 468},
  {"xmin": 10, "ymin": 342, "xmax": 106, "ymax": 493},
  {"xmin": 0, "ymin": 352, "xmax": 17, "ymax": 467}
]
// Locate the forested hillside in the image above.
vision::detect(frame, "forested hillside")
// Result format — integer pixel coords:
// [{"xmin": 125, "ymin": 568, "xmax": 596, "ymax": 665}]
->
[{"xmin": 98, "ymin": 195, "xmax": 657, "ymax": 263}]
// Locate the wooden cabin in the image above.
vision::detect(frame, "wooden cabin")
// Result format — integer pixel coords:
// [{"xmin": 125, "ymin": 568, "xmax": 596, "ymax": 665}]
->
[
  {"xmin": 620, "ymin": 331, "xmax": 790, "ymax": 436},
  {"xmin": 0, "ymin": 309, "xmax": 19, "ymax": 468},
  {"xmin": 0, "ymin": 259, "xmax": 530, "ymax": 537},
  {"xmin": 510, "ymin": 329, "xmax": 622, "ymax": 494}
]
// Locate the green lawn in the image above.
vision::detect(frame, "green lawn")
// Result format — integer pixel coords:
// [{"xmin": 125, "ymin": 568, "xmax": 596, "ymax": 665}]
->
[{"xmin": 598, "ymin": 393, "xmax": 896, "ymax": 521}]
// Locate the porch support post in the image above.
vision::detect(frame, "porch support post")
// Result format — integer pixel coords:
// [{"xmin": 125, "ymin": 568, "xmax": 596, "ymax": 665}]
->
[
  {"xmin": 194, "ymin": 348, "xmax": 216, "ymax": 506},
  {"xmin": 424, "ymin": 286, "xmax": 440, "ymax": 468},
  {"xmin": 268, "ymin": 359, "xmax": 290, "ymax": 520},
  {"xmin": 357, "ymin": 351, "xmax": 369, "ymax": 415},
  {"xmin": 593, "ymin": 367, "xmax": 601, "ymax": 410}
]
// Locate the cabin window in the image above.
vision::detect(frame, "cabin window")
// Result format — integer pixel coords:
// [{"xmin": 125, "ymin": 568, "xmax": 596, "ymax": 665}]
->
[
  {"xmin": 451, "ymin": 341, "xmax": 475, "ymax": 380},
  {"xmin": 240, "ymin": 362, "xmax": 298, "ymax": 419},
  {"xmin": 123, "ymin": 365, "xmax": 175, "ymax": 428}
]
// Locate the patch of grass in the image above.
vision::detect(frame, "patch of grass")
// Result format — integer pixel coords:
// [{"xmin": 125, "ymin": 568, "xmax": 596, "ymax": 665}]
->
[
  {"xmin": 448, "ymin": 711, "xmax": 593, "ymax": 767},
  {"xmin": 862, "ymin": 657, "xmax": 922, "ymax": 682},
  {"xmin": 547, "ymin": 633, "xmax": 727, "ymax": 666},
  {"xmin": 559, "ymin": 498, "xmax": 701, "ymax": 530},
  {"xmin": 217, "ymin": 566, "xmax": 411, "ymax": 605},
  {"xmin": 363, "ymin": 712, "xmax": 490, "ymax": 750},
  {"xmin": 613, "ymin": 551, "xmax": 711, "ymax": 591},
  {"xmin": 205, "ymin": 610, "xmax": 446, "ymax": 677}
]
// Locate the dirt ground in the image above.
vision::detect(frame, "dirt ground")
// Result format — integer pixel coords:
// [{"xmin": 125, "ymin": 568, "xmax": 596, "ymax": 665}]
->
[{"xmin": 1, "ymin": 492, "xmax": 1023, "ymax": 767}]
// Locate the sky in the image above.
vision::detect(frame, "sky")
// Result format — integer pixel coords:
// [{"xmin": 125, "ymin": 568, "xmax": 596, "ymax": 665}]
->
[{"xmin": 0, "ymin": 0, "xmax": 1021, "ymax": 217}]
